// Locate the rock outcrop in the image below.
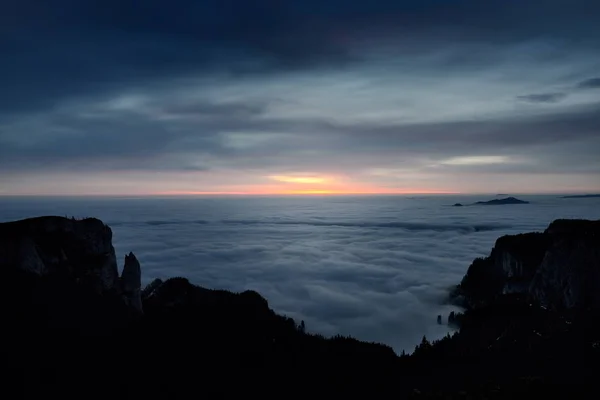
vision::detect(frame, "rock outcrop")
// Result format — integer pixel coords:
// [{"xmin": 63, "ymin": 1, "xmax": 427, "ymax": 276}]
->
[
  {"xmin": 0, "ymin": 216, "xmax": 143, "ymax": 311},
  {"xmin": 121, "ymin": 252, "xmax": 143, "ymax": 312},
  {"xmin": 455, "ymin": 219, "xmax": 600, "ymax": 310},
  {"xmin": 141, "ymin": 277, "xmax": 164, "ymax": 299},
  {"xmin": 142, "ymin": 277, "xmax": 272, "ymax": 316},
  {"xmin": 0, "ymin": 216, "xmax": 119, "ymax": 293},
  {"xmin": 529, "ymin": 220, "xmax": 600, "ymax": 309}
]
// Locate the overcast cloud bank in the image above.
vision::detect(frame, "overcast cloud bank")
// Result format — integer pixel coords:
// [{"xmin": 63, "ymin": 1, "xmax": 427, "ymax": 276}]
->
[{"xmin": 1, "ymin": 1, "xmax": 600, "ymax": 194}]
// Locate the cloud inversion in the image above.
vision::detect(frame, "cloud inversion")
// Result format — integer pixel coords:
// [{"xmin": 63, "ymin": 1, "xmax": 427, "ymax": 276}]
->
[{"xmin": 2, "ymin": 195, "xmax": 600, "ymax": 352}]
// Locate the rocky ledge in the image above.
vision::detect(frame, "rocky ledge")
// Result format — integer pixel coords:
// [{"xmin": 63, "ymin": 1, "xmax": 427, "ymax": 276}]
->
[
  {"xmin": 454, "ymin": 219, "xmax": 600, "ymax": 310},
  {"xmin": 0, "ymin": 216, "xmax": 142, "ymax": 312}
]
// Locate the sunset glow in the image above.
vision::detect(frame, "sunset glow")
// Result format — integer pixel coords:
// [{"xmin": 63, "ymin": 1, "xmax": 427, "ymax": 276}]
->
[
  {"xmin": 155, "ymin": 183, "xmax": 459, "ymax": 196},
  {"xmin": 268, "ymin": 175, "xmax": 330, "ymax": 184}
]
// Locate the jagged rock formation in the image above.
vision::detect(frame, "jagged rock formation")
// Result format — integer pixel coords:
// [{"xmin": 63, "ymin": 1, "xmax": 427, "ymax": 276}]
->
[
  {"xmin": 0, "ymin": 216, "xmax": 143, "ymax": 311},
  {"xmin": 0, "ymin": 216, "xmax": 119, "ymax": 292},
  {"xmin": 529, "ymin": 220, "xmax": 600, "ymax": 309},
  {"xmin": 141, "ymin": 277, "xmax": 163, "ymax": 299},
  {"xmin": 121, "ymin": 252, "xmax": 143, "ymax": 312},
  {"xmin": 455, "ymin": 219, "xmax": 600, "ymax": 310}
]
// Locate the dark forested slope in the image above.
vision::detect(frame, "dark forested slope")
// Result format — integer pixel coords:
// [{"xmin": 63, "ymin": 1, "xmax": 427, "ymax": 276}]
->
[{"xmin": 0, "ymin": 217, "xmax": 598, "ymax": 398}]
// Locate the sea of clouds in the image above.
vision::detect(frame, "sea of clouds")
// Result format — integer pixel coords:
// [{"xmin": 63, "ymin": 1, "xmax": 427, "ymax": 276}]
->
[{"xmin": 1, "ymin": 194, "xmax": 599, "ymax": 353}]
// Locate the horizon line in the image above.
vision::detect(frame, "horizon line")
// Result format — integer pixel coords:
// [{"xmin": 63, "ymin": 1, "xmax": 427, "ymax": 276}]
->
[{"xmin": 1, "ymin": 190, "xmax": 599, "ymax": 198}]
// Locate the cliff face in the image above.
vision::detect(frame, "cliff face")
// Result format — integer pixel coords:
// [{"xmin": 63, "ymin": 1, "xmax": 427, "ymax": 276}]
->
[
  {"xmin": 0, "ymin": 217, "xmax": 119, "ymax": 291},
  {"xmin": 0, "ymin": 216, "xmax": 141, "ymax": 311},
  {"xmin": 457, "ymin": 219, "xmax": 600, "ymax": 310},
  {"xmin": 529, "ymin": 220, "xmax": 600, "ymax": 309}
]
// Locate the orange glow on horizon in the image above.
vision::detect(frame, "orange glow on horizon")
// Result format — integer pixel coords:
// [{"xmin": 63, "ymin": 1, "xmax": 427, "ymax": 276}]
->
[
  {"xmin": 153, "ymin": 186, "xmax": 460, "ymax": 196},
  {"xmin": 268, "ymin": 175, "xmax": 330, "ymax": 184},
  {"xmin": 145, "ymin": 173, "xmax": 461, "ymax": 196}
]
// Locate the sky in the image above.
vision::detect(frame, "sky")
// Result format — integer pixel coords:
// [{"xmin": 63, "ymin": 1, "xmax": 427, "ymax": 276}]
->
[{"xmin": 1, "ymin": 0, "xmax": 600, "ymax": 195}]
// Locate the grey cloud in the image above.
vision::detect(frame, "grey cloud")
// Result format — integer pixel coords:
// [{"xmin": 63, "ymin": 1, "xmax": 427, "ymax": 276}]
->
[
  {"xmin": 2, "ymin": 100, "xmax": 600, "ymax": 175},
  {"xmin": 0, "ymin": 98, "xmax": 271, "ymax": 171},
  {"xmin": 2, "ymin": 0, "xmax": 600, "ymax": 190},
  {"xmin": 2, "ymin": 1, "xmax": 600, "ymax": 115},
  {"xmin": 577, "ymin": 77, "xmax": 600, "ymax": 89},
  {"xmin": 517, "ymin": 92, "xmax": 567, "ymax": 103},
  {"xmin": 427, "ymin": 157, "xmax": 600, "ymax": 176},
  {"xmin": 158, "ymin": 100, "xmax": 269, "ymax": 118},
  {"xmin": 335, "ymin": 105, "xmax": 600, "ymax": 152}
]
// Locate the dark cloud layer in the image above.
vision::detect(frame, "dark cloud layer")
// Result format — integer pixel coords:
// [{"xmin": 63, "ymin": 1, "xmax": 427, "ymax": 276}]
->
[
  {"xmin": 2, "ymin": 0, "xmax": 600, "ymax": 114},
  {"xmin": 517, "ymin": 93, "xmax": 567, "ymax": 103},
  {"xmin": 1, "ymin": 1, "xmax": 600, "ymax": 193},
  {"xmin": 2, "ymin": 100, "xmax": 599, "ymax": 174},
  {"xmin": 578, "ymin": 78, "xmax": 600, "ymax": 89}
]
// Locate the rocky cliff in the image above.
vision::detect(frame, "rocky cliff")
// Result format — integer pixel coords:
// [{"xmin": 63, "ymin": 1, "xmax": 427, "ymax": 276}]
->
[
  {"xmin": 0, "ymin": 216, "xmax": 400, "ymax": 397},
  {"xmin": 0, "ymin": 216, "xmax": 598, "ymax": 398},
  {"xmin": 0, "ymin": 216, "xmax": 142, "ymax": 312},
  {"xmin": 456, "ymin": 219, "xmax": 600, "ymax": 310}
]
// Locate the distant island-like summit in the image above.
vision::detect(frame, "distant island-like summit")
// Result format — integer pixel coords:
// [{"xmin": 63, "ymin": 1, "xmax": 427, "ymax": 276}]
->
[
  {"xmin": 474, "ymin": 196, "xmax": 529, "ymax": 205},
  {"xmin": 562, "ymin": 194, "xmax": 600, "ymax": 199},
  {"xmin": 452, "ymin": 197, "xmax": 529, "ymax": 207}
]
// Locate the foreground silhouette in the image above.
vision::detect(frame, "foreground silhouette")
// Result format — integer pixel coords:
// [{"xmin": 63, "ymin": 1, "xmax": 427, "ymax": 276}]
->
[{"xmin": 0, "ymin": 217, "xmax": 598, "ymax": 398}]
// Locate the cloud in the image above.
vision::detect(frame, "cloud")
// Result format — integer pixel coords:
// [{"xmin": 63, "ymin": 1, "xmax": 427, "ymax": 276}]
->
[
  {"xmin": 516, "ymin": 92, "xmax": 567, "ymax": 103},
  {"xmin": 269, "ymin": 175, "xmax": 330, "ymax": 184},
  {"xmin": 2, "ymin": 96, "xmax": 600, "ymax": 195},
  {"xmin": 2, "ymin": 1, "xmax": 600, "ymax": 193},
  {"xmin": 440, "ymin": 156, "xmax": 512, "ymax": 166},
  {"xmin": 2, "ymin": 97, "xmax": 599, "ymax": 171},
  {"xmin": 2, "ymin": 1, "xmax": 600, "ymax": 116},
  {"xmin": 577, "ymin": 77, "xmax": 600, "ymax": 89}
]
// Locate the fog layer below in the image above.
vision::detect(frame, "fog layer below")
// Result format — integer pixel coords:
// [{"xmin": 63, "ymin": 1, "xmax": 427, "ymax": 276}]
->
[{"xmin": 1, "ymin": 194, "xmax": 599, "ymax": 352}]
